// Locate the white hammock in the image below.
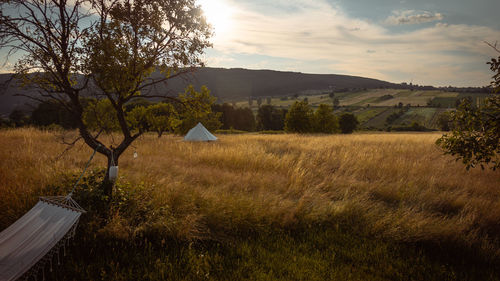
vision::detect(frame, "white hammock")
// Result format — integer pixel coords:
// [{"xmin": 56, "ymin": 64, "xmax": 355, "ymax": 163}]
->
[
  {"xmin": 0, "ymin": 145, "xmax": 99, "ymax": 281},
  {"xmin": 0, "ymin": 196, "xmax": 85, "ymax": 281}
]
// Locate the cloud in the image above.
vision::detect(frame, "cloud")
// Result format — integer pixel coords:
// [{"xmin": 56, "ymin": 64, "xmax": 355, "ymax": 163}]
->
[
  {"xmin": 206, "ymin": 0, "xmax": 500, "ymax": 86},
  {"xmin": 385, "ymin": 10, "xmax": 444, "ymax": 25}
]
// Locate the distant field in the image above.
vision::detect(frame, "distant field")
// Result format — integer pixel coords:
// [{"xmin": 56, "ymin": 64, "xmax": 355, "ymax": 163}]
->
[
  {"xmin": 229, "ymin": 89, "xmax": 489, "ymax": 130},
  {"xmin": 1, "ymin": 129, "xmax": 499, "ymax": 280},
  {"xmin": 393, "ymin": 108, "xmax": 437, "ymax": 127},
  {"xmin": 230, "ymin": 89, "xmax": 486, "ymax": 109}
]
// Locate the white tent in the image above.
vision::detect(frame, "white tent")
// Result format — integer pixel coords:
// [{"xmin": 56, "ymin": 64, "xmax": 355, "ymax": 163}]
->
[{"xmin": 184, "ymin": 122, "xmax": 217, "ymax": 142}]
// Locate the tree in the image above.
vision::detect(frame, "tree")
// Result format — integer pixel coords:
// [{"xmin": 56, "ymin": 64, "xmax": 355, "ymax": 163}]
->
[
  {"xmin": 266, "ymin": 97, "xmax": 272, "ymax": 105},
  {"xmin": 284, "ymin": 101, "xmax": 313, "ymax": 133},
  {"xmin": 436, "ymin": 111, "xmax": 452, "ymax": 131},
  {"xmin": 436, "ymin": 43, "xmax": 500, "ymax": 170},
  {"xmin": 338, "ymin": 113, "xmax": 358, "ymax": 134},
  {"xmin": 145, "ymin": 103, "xmax": 180, "ymax": 137},
  {"xmin": 313, "ymin": 104, "xmax": 338, "ymax": 133},
  {"xmin": 333, "ymin": 97, "xmax": 340, "ymax": 109},
  {"xmin": 232, "ymin": 107, "xmax": 256, "ymax": 131},
  {"xmin": 212, "ymin": 103, "xmax": 255, "ymax": 131},
  {"xmin": 174, "ymin": 86, "xmax": 221, "ymax": 135},
  {"xmin": 257, "ymin": 105, "xmax": 286, "ymax": 131},
  {"xmin": 0, "ymin": 0, "xmax": 212, "ymax": 199},
  {"xmin": 257, "ymin": 97, "xmax": 263, "ymax": 107},
  {"xmin": 9, "ymin": 109, "xmax": 29, "ymax": 127},
  {"xmin": 436, "ymin": 97, "xmax": 499, "ymax": 170},
  {"xmin": 31, "ymin": 100, "xmax": 78, "ymax": 129}
]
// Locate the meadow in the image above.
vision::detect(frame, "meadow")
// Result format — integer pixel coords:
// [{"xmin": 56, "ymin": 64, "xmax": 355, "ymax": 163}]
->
[{"xmin": 1, "ymin": 128, "xmax": 500, "ymax": 280}]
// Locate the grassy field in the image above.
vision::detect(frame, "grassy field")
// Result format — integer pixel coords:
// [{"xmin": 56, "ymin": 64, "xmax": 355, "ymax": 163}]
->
[
  {"xmin": 1, "ymin": 128, "xmax": 500, "ymax": 280},
  {"xmin": 232, "ymin": 89, "xmax": 485, "ymax": 110}
]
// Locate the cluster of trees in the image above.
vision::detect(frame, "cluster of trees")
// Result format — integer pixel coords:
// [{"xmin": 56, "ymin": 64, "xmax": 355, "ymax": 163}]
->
[
  {"xmin": 6, "ymin": 86, "xmax": 221, "ymax": 136},
  {"xmin": 212, "ymin": 103, "xmax": 255, "ymax": 131},
  {"xmin": 211, "ymin": 104, "xmax": 287, "ymax": 131},
  {"xmin": 284, "ymin": 101, "xmax": 358, "ymax": 134}
]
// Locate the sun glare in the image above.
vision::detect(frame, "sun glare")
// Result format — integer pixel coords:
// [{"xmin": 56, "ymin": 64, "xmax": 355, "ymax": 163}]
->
[{"xmin": 198, "ymin": 0, "xmax": 233, "ymax": 37}]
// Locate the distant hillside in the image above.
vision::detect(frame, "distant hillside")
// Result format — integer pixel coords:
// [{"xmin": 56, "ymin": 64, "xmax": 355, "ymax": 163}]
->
[
  {"xmin": 0, "ymin": 68, "xmax": 398, "ymax": 116},
  {"xmin": 159, "ymin": 68, "xmax": 398, "ymax": 99}
]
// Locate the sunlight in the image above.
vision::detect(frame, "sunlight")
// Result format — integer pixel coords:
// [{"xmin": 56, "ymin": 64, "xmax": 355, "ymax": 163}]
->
[{"xmin": 197, "ymin": 0, "xmax": 234, "ymax": 37}]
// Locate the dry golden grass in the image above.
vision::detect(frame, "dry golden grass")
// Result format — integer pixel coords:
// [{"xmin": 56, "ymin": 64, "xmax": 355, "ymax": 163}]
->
[{"xmin": 1, "ymin": 128, "xmax": 499, "ymax": 258}]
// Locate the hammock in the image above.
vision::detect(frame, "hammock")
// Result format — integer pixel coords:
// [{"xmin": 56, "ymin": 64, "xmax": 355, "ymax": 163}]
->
[
  {"xmin": 0, "ymin": 145, "xmax": 100, "ymax": 281},
  {"xmin": 0, "ymin": 196, "xmax": 85, "ymax": 281}
]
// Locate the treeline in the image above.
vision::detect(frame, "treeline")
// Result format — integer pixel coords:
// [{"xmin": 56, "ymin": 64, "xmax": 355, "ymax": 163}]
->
[
  {"xmin": 2, "ymin": 99, "xmax": 359, "ymax": 135},
  {"xmin": 213, "ymin": 101, "xmax": 358, "ymax": 134}
]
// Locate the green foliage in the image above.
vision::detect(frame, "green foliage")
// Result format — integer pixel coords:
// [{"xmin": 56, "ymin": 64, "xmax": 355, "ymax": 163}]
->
[
  {"xmin": 376, "ymin": 94, "xmax": 394, "ymax": 102},
  {"xmin": 338, "ymin": 113, "xmax": 359, "ymax": 134},
  {"xmin": 8, "ymin": 109, "xmax": 29, "ymax": 127},
  {"xmin": 389, "ymin": 122, "xmax": 430, "ymax": 132},
  {"xmin": 257, "ymin": 105, "xmax": 286, "ymax": 131},
  {"xmin": 176, "ymin": 86, "xmax": 222, "ymax": 134},
  {"xmin": 385, "ymin": 108, "xmax": 409, "ymax": 125},
  {"xmin": 145, "ymin": 103, "xmax": 180, "ymax": 137},
  {"xmin": 436, "ymin": 111, "xmax": 452, "ymax": 131},
  {"xmin": 84, "ymin": 0, "xmax": 211, "ymax": 99},
  {"xmin": 212, "ymin": 103, "xmax": 256, "ymax": 131},
  {"xmin": 332, "ymin": 97, "xmax": 340, "ymax": 108},
  {"xmin": 0, "ymin": 117, "xmax": 13, "ymax": 128},
  {"xmin": 284, "ymin": 101, "xmax": 313, "ymax": 133},
  {"xmin": 436, "ymin": 96, "xmax": 500, "ymax": 170},
  {"xmin": 487, "ymin": 54, "xmax": 500, "ymax": 92},
  {"xmin": 31, "ymin": 100, "xmax": 77, "ymax": 129},
  {"xmin": 312, "ymin": 104, "xmax": 338, "ymax": 133},
  {"xmin": 83, "ymin": 99, "xmax": 121, "ymax": 133}
]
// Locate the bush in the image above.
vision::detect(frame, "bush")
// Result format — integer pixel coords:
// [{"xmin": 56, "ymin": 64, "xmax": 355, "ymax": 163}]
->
[{"xmin": 338, "ymin": 113, "xmax": 358, "ymax": 134}]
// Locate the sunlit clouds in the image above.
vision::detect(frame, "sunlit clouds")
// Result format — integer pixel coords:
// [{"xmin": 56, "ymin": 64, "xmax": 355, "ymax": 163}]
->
[
  {"xmin": 385, "ymin": 10, "xmax": 443, "ymax": 25},
  {"xmin": 197, "ymin": 0, "xmax": 236, "ymax": 43},
  {"xmin": 200, "ymin": 0, "xmax": 500, "ymax": 86}
]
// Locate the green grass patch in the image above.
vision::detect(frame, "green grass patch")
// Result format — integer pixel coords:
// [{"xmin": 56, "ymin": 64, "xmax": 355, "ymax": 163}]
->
[
  {"xmin": 394, "ymin": 108, "xmax": 437, "ymax": 127},
  {"xmin": 355, "ymin": 107, "xmax": 388, "ymax": 124},
  {"xmin": 51, "ymin": 223, "xmax": 500, "ymax": 280}
]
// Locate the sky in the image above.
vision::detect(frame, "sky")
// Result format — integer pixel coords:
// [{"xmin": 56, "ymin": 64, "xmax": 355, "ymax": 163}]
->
[
  {"xmin": 1, "ymin": 0, "xmax": 498, "ymax": 87},
  {"xmin": 198, "ymin": 0, "xmax": 500, "ymax": 87}
]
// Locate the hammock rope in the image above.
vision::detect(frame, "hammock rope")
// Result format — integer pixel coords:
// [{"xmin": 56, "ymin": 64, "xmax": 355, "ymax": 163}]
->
[{"xmin": 68, "ymin": 144, "xmax": 101, "ymax": 198}]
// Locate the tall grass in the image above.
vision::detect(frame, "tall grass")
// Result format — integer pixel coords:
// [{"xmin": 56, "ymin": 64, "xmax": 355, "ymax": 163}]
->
[{"xmin": 1, "ymin": 128, "xmax": 499, "ymax": 278}]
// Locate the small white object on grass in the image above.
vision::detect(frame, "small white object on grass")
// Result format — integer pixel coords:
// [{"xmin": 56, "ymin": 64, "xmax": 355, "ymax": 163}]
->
[{"xmin": 133, "ymin": 151, "xmax": 138, "ymax": 159}]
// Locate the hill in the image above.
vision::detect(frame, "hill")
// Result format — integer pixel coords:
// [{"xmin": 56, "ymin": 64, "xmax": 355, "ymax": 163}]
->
[{"xmin": 0, "ymin": 68, "xmax": 398, "ymax": 116}]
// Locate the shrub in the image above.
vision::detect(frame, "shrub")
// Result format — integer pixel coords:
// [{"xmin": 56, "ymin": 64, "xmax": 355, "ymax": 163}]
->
[{"xmin": 338, "ymin": 113, "xmax": 358, "ymax": 134}]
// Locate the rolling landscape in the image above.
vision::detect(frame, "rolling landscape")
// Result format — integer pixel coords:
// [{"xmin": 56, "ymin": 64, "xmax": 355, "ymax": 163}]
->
[
  {"xmin": 0, "ymin": 0, "xmax": 499, "ymax": 280},
  {"xmin": 0, "ymin": 69, "xmax": 490, "ymax": 132}
]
